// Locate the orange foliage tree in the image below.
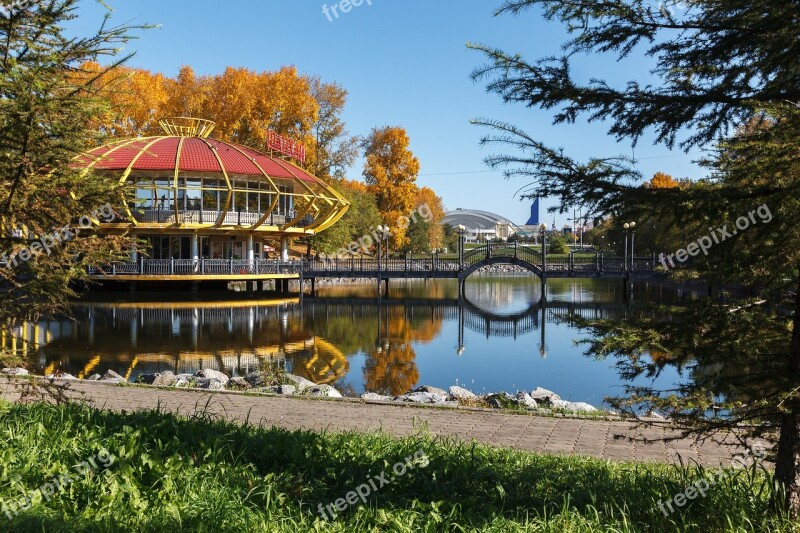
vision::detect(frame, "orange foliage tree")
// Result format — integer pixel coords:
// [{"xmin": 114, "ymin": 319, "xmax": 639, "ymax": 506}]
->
[
  {"xmin": 87, "ymin": 63, "xmax": 359, "ymax": 184},
  {"xmin": 645, "ymin": 171, "xmax": 680, "ymax": 189},
  {"xmin": 415, "ymin": 186, "xmax": 445, "ymax": 250},
  {"xmin": 362, "ymin": 126, "xmax": 420, "ymax": 249},
  {"xmin": 81, "ymin": 62, "xmax": 168, "ymax": 137}
]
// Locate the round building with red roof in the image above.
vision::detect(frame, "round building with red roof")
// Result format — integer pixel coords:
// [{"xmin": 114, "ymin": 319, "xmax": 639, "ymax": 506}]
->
[{"xmin": 77, "ymin": 117, "xmax": 348, "ymax": 277}]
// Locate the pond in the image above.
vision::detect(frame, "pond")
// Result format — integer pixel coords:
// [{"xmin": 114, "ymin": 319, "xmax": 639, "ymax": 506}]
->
[{"xmin": 13, "ymin": 276, "xmax": 701, "ymax": 408}]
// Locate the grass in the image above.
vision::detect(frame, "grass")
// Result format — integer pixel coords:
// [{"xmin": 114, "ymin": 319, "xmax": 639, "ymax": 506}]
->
[
  {"xmin": 0, "ymin": 349, "xmax": 25, "ymax": 370},
  {"xmin": 0, "ymin": 401, "xmax": 795, "ymax": 532}
]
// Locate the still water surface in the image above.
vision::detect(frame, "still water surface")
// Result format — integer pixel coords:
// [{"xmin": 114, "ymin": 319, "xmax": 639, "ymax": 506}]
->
[{"xmin": 21, "ymin": 276, "xmax": 699, "ymax": 408}]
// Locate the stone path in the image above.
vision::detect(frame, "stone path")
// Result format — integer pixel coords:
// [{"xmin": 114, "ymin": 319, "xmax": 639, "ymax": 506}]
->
[{"xmin": 0, "ymin": 376, "xmax": 748, "ymax": 467}]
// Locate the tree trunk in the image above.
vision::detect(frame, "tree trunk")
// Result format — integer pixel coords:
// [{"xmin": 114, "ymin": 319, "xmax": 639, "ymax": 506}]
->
[{"xmin": 775, "ymin": 268, "xmax": 800, "ymax": 517}]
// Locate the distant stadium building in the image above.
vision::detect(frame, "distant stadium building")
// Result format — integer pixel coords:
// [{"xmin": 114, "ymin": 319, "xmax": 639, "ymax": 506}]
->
[{"xmin": 442, "ymin": 209, "xmax": 522, "ymax": 242}]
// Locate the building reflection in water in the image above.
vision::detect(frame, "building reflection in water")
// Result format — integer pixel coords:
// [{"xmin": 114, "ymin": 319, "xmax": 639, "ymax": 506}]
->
[{"xmin": 1, "ymin": 279, "xmax": 689, "ymax": 396}]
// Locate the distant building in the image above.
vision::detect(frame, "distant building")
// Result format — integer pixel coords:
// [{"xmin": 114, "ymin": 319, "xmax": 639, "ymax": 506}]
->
[
  {"xmin": 521, "ymin": 198, "xmax": 542, "ymax": 236},
  {"xmin": 442, "ymin": 209, "xmax": 522, "ymax": 242},
  {"xmin": 525, "ymin": 198, "xmax": 540, "ymax": 226}
]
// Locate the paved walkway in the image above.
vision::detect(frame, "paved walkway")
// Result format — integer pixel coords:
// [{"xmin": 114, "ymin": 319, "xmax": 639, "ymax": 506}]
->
[{"xmin": 0, "ymin": 376, "xmax": 746, "ymax": 467}]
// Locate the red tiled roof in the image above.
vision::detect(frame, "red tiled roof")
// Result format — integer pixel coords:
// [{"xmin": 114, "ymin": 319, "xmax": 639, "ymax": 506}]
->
[{"xmin": 80, "ymin": 136, "xmax": 320, "ymax": 184}]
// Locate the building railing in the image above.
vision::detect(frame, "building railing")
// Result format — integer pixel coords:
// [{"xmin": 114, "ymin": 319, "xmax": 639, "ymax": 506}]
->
[
  {"xmin": 89, "ymin": 259, "xmax": 302, "ymax": 277},
  {"xmin": 128, "ymin": 209, "xmax": 301, "ymax": 226}
]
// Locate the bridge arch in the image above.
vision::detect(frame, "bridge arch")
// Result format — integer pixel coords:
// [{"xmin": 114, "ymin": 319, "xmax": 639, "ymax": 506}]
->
[
  {"xmin": 459, "ymin": 256, "xmax": 544, "ymax": 283},
  {"xmin": 458, "ymin": 243, "xmax": 546, "ymax": 284}
]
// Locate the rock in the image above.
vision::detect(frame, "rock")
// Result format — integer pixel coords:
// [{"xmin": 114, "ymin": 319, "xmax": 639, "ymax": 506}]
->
[
  {"xmin": 46, "ymin": 373, "xmax": 76, "ymax": 380},
  {"xmin": 485, "ymin": 392, "xmax": 514, "ymax": 409},
  {"xmin": 250, "ymin": 384, "xmax": 296, "ymax": 395},
  {"xmin": 198, "ymin": 379, "xmax": 225, "ymax": 391},
  {"xmin": 274, "ymin": 384, "xmax": 296, "ymax": 395},
  {"xmin": 529, "ymin": 387, "xmax": 561, "ymax": 405},
  {"xmin": 87, "ymin": 374, "xmax": 101, "ymax": 381},
  {"xmin": 395, "ymin": 391, "xmax": 449, "ymax": 404},
  {"xmin": 152, "ymin": 371, "xmax": 177, "ymax": 387},
  {"xmin": 514, "ymin": 391, "xmax": 538, "ymax": 409},
  {"xmin": 244, "ymin": 372, "xmax": 266, "ymax": 387},
  {"xmin": 101, "ymin": 370, "xmax": 126, "ymax": 382},
  {"xmin": 568, "ymin": 402, "xmax": 598, "ymax": 413},
  {"xmin": 411, "ymin": 385, "xmax": 448, "ymax": 397},
  {"xmin": 308, "ymin": 384, "xmax": 342, "ymax": 398},
  {"xmin": 448, "ymin": 385, "xmax": 476, "ymax": 401},
  {"xmin": 174, "ymin": 378, "xmax": 190, "ymax": 388},
  {"xmin": 138, "ymin": 372, "xmax": 177, "ymax": 387},
  {"xmin": 1, "ymin": 368, "xmax": 28, "ymax": 376},
  {"xmin": 194, "ymin": 369, "xmax": 229, "ymax": 385},
  {"xmin": 486, "ymin": 392, "xmax": 538, "ymax": 409},
  {"xmin": 284, "ymin": 373, "xmax": 317, "ymax": 391},
  {"xmin": 226, "ymin": 376, "xmax": 251, "ymax": 390},
  {"xmin": 362, "ymin": 392, "xmax": 393, "ymax": 402},
  {"xmin": 551, "ymin": 399, "xmax": 598, "ymax": 413}
]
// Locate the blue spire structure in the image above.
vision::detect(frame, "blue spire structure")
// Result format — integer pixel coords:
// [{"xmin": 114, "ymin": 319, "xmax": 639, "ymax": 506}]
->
[{"xmin": 525, "ymin": 197, "xmax": 540, "ymax": 226}]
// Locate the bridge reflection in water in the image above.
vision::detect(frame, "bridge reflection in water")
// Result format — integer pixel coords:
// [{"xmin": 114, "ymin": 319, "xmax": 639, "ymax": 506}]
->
[{"xmin": 5, "ymin": 290, "xmax": 633, "ymax": 394}]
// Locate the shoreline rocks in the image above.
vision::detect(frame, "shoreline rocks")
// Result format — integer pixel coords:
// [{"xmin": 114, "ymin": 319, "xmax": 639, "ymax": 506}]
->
[
  {"xmin": 369, "ymin": 384, "xmax": 602, "ymax": 415},
  {"xmin": 2, "ymin": 366, "xmax": 608, "ymax": 416}
]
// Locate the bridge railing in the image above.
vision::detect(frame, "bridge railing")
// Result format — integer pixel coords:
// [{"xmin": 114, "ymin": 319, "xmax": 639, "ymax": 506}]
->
[
  {"xmin": 303, "ymin": 257, "xmax": 461, "ymax": 273},
  {"xmin": 87, "ymin": 252, "xmax": 658, "ymax": 278}
]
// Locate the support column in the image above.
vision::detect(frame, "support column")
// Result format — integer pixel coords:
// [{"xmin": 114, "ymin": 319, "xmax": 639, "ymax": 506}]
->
[
  {"xmin": 191, "ymin": 234, "xmax": 199, "ymax": 261},
  {"xmin": 281, "ymin": 235, "xmax": 289, "ymax": 262},
  {"xmin": 247, "ymin": 235, "xmax": 255, "ymax": 265}
]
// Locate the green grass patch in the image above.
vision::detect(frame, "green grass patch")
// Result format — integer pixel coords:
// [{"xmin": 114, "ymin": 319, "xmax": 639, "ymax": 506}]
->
[
  {"xmin": 0, "ymin": 401, "xmax": 793, "ymax": 532},
  {"xmin": 0, "ymin": 350, "xmax": 25, "ymax": 370}
]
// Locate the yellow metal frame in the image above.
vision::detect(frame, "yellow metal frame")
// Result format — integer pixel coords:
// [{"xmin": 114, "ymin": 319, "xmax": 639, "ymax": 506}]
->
[{"xmin": 76, "ymin": 118, "xmax": 350, "ymax": 239}]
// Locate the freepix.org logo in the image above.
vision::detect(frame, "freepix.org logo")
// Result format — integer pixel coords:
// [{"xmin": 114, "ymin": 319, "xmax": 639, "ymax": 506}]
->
[{"xmin": 0, "ymin": 1, "xmax": 33, "ymax": 18}]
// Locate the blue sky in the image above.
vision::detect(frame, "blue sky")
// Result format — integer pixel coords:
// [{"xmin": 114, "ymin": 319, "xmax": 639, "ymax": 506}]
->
[{"xmin": 74, "ymin": 0, "xmax": 704, "ymax": 227}]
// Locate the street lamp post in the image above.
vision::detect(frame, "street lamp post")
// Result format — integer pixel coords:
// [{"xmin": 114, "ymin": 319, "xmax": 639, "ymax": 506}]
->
[
  {"xmin": 375, "ymin": 224, "xmax": 390, "ymax": 297},
  {"xmin": 539, "ymin": 223, "xmax": 548, "ymax": 299},
  {"xmin": 623, "ymin": 221, "xmax": 637, "ymax": 273},
  {"xmin": 376, "ymin": 224, "xmax": 390, "ymax": 271},
  {"xmin": 455, "ymin": 224, "xmax": 466, "ymax": 270},
  {"xmin": 539, "ymin": 223, "xmax": 548, "ymax": 271}
]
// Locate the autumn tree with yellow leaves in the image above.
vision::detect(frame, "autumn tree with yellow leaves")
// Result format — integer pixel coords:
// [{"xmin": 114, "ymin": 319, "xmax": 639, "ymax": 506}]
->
[
  {"xmin": 362, "ymin": 126, "xmax": 420, "ymax": 249},
  {"xmin": 644, "ymin": 171, "xmax": 680, "ymax": 189},
  {"xmin": 415, "ymin": 186, "xmax": 445, "ymax": 251},
  {"xmin": 87, "ymin": 63, "xmax": 358, "ymax": 184}
]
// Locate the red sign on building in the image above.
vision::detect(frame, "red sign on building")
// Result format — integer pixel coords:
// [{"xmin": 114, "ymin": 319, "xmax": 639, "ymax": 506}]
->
[{"xmin": 268, "ymin": 130, "xmax": 306, "ymax": 165}]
